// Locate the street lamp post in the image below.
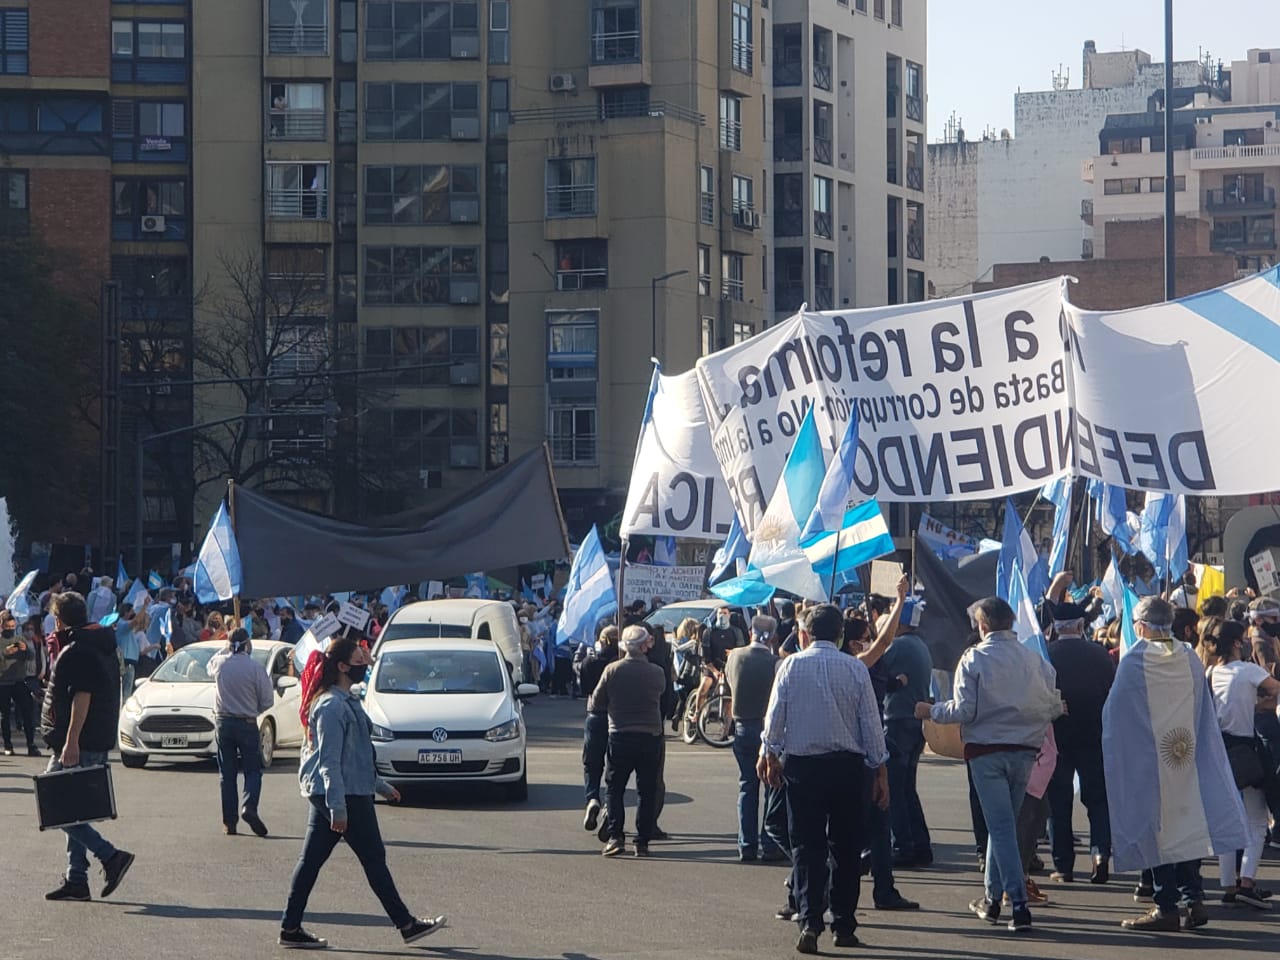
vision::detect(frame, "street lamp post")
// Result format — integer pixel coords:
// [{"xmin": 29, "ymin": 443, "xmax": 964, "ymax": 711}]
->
[
  {"xmin": 650, "ymin": 269, "xmax": 690, "ymax": 361},
  {"xmin": 1163, "ymin": 0, "xmax": 1175, "ymax": 301}
]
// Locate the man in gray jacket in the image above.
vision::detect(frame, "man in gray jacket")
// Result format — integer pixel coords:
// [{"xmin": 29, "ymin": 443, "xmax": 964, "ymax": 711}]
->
[
  {"xmin": 587, "ymin": 625, "xmax": 666, "ymax": 858},
  {"xmin": 915, "ymin": 597, "xmax": 1063, "ymax": 934},
  {"xmin": 725, "ymin": 614, "xmax": 781, "ymax": 862},
  {"xmin": 209, "ymin": 628, "xmax": 275, "ymax": 836}
]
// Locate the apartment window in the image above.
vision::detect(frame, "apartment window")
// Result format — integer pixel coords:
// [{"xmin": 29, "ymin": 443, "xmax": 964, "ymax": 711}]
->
[
  {"xmin": 111, "ymin": 19, "xmax": 185, "ymax": 82},
  {"xmin": 812, "ymin": 28, "xmax": 832, "ymax": 92},
  {"xmin": 488, "ymin": 401, "xmax": 509, "ymax": 469},
  {"xmin": 720, "ymin": 94, "xmax": 743, "ymax": 152},
  {"xmin": 1149, "ymin": 175, "xmax": 1187, "ymax": 193},
  {"xmin": 364, "ymin": 246, "xmax": 480, "ymax": 305},
  {"xmin": 135, "ymin": 101, "xmax": 185, "ymax": 153},
  {"xmin": 364, "ymin": 82, "xmax": 479, "ymax": 141},
  {"xmin": 813, "ymin": 176, "xmax": 832, "ymax": 240},
  {"xmin": 555, "ymin": 239, "xmax": 608, "ymax": 290},
  {"xmin": 268, "ymin": 82, "xmax": 325, "ymax": 140},
  {"xmin": 365, "ymin": 1, "xmax": 479, "ymax": 60},
  {"xmin": 363, "ymin": 326, "xmax": 481, "ymax": 386},
  {"xmin": 0, "ymin": 10, "xmax": 26, "ymax": 75},
  {"xmin": 487, "ymin": 239, "xmax": 509, "ymax": 304},
  {"xmin": 904, "ymin": 61, "xmax": 923, "ymax": 122},
  {"xmin": 733, "ymin": 322, "xmax": 753, "ymax": 344},
  {"xmin": 268, "ymin": 0, "xmax": 328, "ymax": 55},
  {"xmin": 731, "ymin": 2, "xmax": 752, "ymax": 75},
  {"xmin": 599, "ymin": 86, "xmax": 649, "ymax": 118},
  {"xmin": 1105, "ymin": 136, "xmax": 1143, "ymax": 155},
  {"xmin": 702, "ymin": 316, "xmax": 715, "ymax": 355},
  {"xmin": 874, "ymin": 0, "xmax": 885, "ymax": 19},
  {"xmin": 547, "ymin": 309, "xmax": 599, "ymax": 465},
  {"xmin": 0, "ymin": 168, "xmax": 27, "ymax": 237},
  {"xmin": 774, "ymin": 248, "xmax": 803, "ymax": 312},
  {"xmin": 489, "ymin": 79, "xmax": 509, "ymax": 139},
  {"xmin": 906, "ymin": 131, "xmax": 923, "ymax": 190},
  {"xmin": 267, "ymin": 163, "xmax": 328, "ymax": 220},
  {"xmin": 887, "ymin": 196, "xmax": 900, "ymax": 259},
  {"xmin": 591, "ymin": 0, "xmax": 640, "ymax": 64},
  {"xmin": 773, "ymin": 24, "xmax": 802, "ymax": 86},
  {"xmin": 1103, "ymin": 177, "xmax": 1142, "ymax": 195},
  {"xmin": 813, "ymin": 101, "xmax": 832, "ymax": 165},
  {"xmin": 364, "ymin": 164, "xmax": 480, "ymax": 225},
  {"xmin": 545, "ymin": 157, "xmax": 597, "ymax": 218},
  {"xmin": 891, "ymin": 0, "xmax": 902, "ymax": 27},
  {"xmin": 136, "ymin": 22, "xmax": 185, "ymax": 58},
  {"xmin": 731, "ymin": 175, "xmax": 754, "ymax": 220},
  {"xmin": 265, "ymin": 245, "xmax": 328, "ymax": 298},
  {"xmin": 722, "ymin": 252, "xmax": 745, "ymax": 301},
  {"xmin": 366, "ymin": 407, "xmax": 481, "ymax": 469},
  {"xmin": 112, "ymin": 255, "xmax": 189, "ymax": 300},
  {"xmin": 489, "ymin": 1, "xmax": 510, "ymax": 63},
  {"xmin": 339, "ymin": 0, "xmax": 357, "ymax": 61},
  {"xmin": 906, "ymin": 200, "xmax": 924, "ymax": 260},
  {"xmin": 814, "ymin": 250, "xmax": 833, "ymax": 309},
  {"xmin": 113, "ymin": 177, "xmax": 185, "ymax": 240},
  {"xmin": 697, "ymin": 245, "xmax": 712, "ymax": 296},
  {"xmin": 907, "ymin": 269, "xmax": 925, "ymax": 303},
  {"xmin": 699, "ymin": 165, "xmax": 715, "ymax": 224}
]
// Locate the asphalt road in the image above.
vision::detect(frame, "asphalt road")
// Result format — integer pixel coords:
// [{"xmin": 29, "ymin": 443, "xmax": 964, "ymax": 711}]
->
[{"xmin": 3, "ymin": 698, "xmax": 1276, "ymax": 960}]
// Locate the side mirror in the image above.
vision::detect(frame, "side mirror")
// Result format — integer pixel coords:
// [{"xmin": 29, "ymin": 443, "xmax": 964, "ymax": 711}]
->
[
  {"xmin": 515, "ymin": 683, "xmax": 540, "ymax": 700},
  {"xmin": 276, "ymin": 675, "xmax": 299, "ymax": 692}
]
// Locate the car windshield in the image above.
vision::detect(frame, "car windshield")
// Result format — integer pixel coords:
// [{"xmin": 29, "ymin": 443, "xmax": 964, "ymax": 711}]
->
[
  {"xmin": 374, "ymin": 649, "xmax": 504, "ymax": 694},
  {"xmin": 151, "ymin": 646, "xmax": 270, "ymax": 683},
  {"xmin": 380, "ymin": 623, "xmax": 472, "ymax": 641}
]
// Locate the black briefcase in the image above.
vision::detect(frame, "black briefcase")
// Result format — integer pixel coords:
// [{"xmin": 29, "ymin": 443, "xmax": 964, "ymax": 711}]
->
[{"xmin": 32, "ymin": 764, "xmax": 118, "ymax": 831}]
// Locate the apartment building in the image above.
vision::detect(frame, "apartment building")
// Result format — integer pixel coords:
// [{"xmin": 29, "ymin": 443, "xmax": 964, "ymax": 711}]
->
[
  {"xmin": 1085, "ymin": 49, "xmax": 1280, "ymax": 273},
  {"xmin": 771, "ymin": 0, "xmax": 928, "ymax": 314}
]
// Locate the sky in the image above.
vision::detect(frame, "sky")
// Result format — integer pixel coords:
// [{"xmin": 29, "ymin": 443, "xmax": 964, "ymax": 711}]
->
[{"xmin": 927, "ymin": 0, "xmax": 1272, "ymax": 142}]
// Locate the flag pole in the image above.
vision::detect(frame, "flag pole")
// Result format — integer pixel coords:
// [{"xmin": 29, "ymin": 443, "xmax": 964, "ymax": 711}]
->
[
  {"xmin": 616, "ymin": 536, "xmax": 628, "ymax": 629},
  {"xmin": 227, "ymin": 478, "xmax": 241, "ymax": 624},
  {"xmin": 828, "ymin": 525, "xmax": 842, "ymax": 602}
]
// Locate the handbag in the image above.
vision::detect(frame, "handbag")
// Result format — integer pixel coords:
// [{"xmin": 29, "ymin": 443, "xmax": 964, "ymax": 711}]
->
[{"xmin": 1223, "ymin": 734, "xmax": 1266, "ymax": 790}]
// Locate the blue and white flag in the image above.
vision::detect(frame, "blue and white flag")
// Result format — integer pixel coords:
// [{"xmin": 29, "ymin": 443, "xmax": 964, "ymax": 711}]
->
[
  {"xmin": 1009, "ymin": 558, "xmax": 1049, "ymax": 661},
  {"xmin": 709, "ymin": 569, "xmax": 776, "ymax": 606},
  {"xmin": 117, "ymin": 557, "xmax": 129, "ymax": 588},
  {"xmin": 123, "ymin": 578, "xmax": 150, "ymax": 612},
  {"xmin": 1138, "ymin": 492, "xmax": 1176, "ymax": 581},
  {"xmin": 4, "ymin": 570, "xmax": 37, "ymax": 619},
  {"xmin": 147, "ymin": 570, "xmax": 164, "ymax": 591},
  {"xmin": 800, "ymin": 500, "xmax": 895, "ymax": 590},
  {"xmin": 1041, "ymin": 476, "xmax": 1072, "ymax": 579},
  {"xmin": 747, "ymin": 404, "xmax": 827, "ymax": 601},
  {"xmin": 1103, "ymin": 635, "xmax": 1249, "ymax": 872},
  {"xmin": 1119, "ymin": 581, "xmax": 1140, "ymax": 654},
  {"xmin": 149, "ymin": 603, "xmax": 173, "ymax": 643},
  {"xmin": 653, "ymin": 536, "xmax": 678, "ymax": 567},
  {"xmin": 1089, "ymin": 480, "xmax": 1137, "ymax": 555},
  {"xmin": 464, "ymin": 573, "xmax": 487, "ymax": 599},
  {"xmin": 709, "ymin": 513, "xmax": 749, "ymax": 583},
  {"xmin": 193, "ymin": 501, "xmax": 242, "ymax": 604},
  {"xmin": 379, "ymin": 585, "xmax": 407, "ymax": 614},
  {"xmin": 1167, "ymin": 496, "xmax": 1188, "ymax": 581},
  {"xmin": 555, "ymin": 525, "xmax": 617, "ymax": 648},
  {"xmin": 799, "ymin": 410, "xmax": 860, "ymax": 543},
  {"xmin": 996, "ymin": 499, "xmax": 1046, "ymax": 603}
]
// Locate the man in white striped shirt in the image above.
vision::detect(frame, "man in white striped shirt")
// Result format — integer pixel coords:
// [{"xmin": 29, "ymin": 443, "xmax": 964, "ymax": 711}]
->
[{"xmin": 758, "ymin": 604, "xmax": 889, "ymax": 955}]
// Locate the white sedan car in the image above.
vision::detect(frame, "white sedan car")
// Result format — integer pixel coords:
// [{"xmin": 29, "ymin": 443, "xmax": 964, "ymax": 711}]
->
[
  {"xmin": 364, "ymin": 638, "xmax": 538, "ymax": 801},
  {"xmin": 118, "ymin": 640, "xmax": 303, "ymax": 768}
]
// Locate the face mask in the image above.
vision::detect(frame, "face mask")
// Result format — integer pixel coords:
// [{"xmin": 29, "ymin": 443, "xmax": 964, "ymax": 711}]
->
[
  {"xmin": 346, "ymin": 663, "xmax": 369, "ymax": 684},
  {"xmin": 2, "ymin": 629, "xmax": 13, "ymax": 638}
]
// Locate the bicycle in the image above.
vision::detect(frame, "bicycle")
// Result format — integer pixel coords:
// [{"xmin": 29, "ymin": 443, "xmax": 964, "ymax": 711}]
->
[{"xmin": 697, "ymin": 670, "xmax": 734, "ymax": 748}]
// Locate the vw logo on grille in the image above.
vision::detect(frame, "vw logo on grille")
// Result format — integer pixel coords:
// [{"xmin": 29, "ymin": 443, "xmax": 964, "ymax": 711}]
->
[{"xmin": 431, "ymin": 727, "xmax": 449, "ymax": 743}]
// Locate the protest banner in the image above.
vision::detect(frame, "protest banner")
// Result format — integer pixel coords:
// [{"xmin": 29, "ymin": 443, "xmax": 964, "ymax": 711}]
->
[
  {"xmin": 694, "ymin": 279, "xmax": 1070, "ymax": 536},
  {"xmin": 336, "ymin": 602, "xmax": 371, "ymax": 632},
  {"xmin": 917, "ymin": 513, "xmax": 981, "ymax": 559},
  {"xmin": 621, "ymin": 564, "xmax": 706, "ymax": 606},
  {"xmin": 621, "ymin": 368, "xmax": 736, "ymax": 541}
]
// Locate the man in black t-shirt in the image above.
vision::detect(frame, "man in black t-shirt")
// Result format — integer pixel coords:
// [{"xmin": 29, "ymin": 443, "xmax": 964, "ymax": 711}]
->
[{"xmin": 40, "ymin": 592, "xmax": 136, "ymax": 903}]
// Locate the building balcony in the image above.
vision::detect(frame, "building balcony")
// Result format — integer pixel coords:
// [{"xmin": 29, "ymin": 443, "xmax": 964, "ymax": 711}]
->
[
  {"xmin": 556, "ymin": 268, "xmax": 607, "ymax": 291},
  {"xmin": 813, "ymin": 285, "xmax": 834, "ymax": 310},
  {"xmin": 1206, "ymin": 185, "xmax": 1276, "ymax": 213},
  {"xmin": 813, "ymin": 135, "xmax": 832, "ymax": 166},
  {"xmin": 731, "ymin": 38, "xmax": 753, "ymax": 75},
  {"xmin": 813, "ymin": 211, "xmax": 832, "ymax": 240},
  {"xmin": 774, "ymin": 60, "xmax": 802, "ymax": 87},
  {"xmin": 774, "ymin": 133, "xmax": 803, "ymax": 163},
  {"xmin": 813, "ymin": 62, "xmax": 832, "ymax": 92},
  {"xmin": 268, "ymin": 24, "xmax": 328, "ymax": 56},
  {"xmin": 906, "ymin": 164, "xmax": 924, "ymax": 191},
  {"xmin": 720, "ymin": 119, "xmax": 742, "ymax": 152},
  {"xmin": 588, "ymin": 30, "xmax": 648, "ymax": 88},
  {"xmin": 268, "ymin": 108, "xmax": 326, "ymax": 141},
  {"xmin": 905, "ymin": 94, "xmax": 923, "ymax": 124},
  {"xmin": 1211, "ymin": 229, "xmax": 1277, "ymax": 253},
  {"xmin": 906, "ymin": 229, "xmax": 923, "ymax": 261},
  {"xmin": 774, "ymin": 209, "xmax": 803, "ymax": 237},
  {"xmin": 1190, "ymin": 143, "xmax": 1280, "ymax": 170},
  {"xmin": 510, "ymin": 100, "xmax": 703, "ymax": 127},
  {"xmin": 775, "ymin": 283, "xmax": 804, "ymax": 313},
  {"xmin": 267, "ymin": 188, "xmax": 329, "ymax": 220}
]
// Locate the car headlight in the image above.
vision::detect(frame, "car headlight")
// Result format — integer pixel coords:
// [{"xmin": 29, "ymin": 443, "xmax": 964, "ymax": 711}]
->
[
  {"xmin": 370, "ymin": 723, "xmax": 394, "ymax": 743},
  {"xmin": 123, "ymin": 697, "xmax": 142, "ymax": 718},
  {"xmin": 484, "ymin": 718, "xmax": 521, "ymax": 742}
]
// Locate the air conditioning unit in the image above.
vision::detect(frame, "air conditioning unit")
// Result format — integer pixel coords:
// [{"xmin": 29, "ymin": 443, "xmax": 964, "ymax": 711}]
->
[
  {"xmin": 733, "ymin": 208, "xmax": 757, "ymax": 230},
  {"xmin": 141, "ymin": 215, "xmax": 166, "ymax": 233},
  {"xmin": 751, "ymin": 211, "xmax": 761, "ymax": 229},
  {"xmin": 549, "ymin": 73, "xmax": 576, "ymax": 93}
]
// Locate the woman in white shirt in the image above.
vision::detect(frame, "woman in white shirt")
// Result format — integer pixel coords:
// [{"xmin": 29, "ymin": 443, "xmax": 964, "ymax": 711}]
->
[{"xmin": 1205, "ymin": 618, "xmax": 1280, "ymax": 908}]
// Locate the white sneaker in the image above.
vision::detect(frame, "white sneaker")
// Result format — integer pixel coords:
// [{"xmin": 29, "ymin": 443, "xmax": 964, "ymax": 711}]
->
[{"xmin": 583, "ymin": 798, "xmax": 601, "ymax": 832}]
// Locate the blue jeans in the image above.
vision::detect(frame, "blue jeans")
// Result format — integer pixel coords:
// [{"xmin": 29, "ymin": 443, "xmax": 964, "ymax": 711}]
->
[
  {"xmin": 1152, "ymin": 860, "xmax": 1203, "ymax": 915},
  {"xmin": 884, "ymin": 718, "xmax": 931, "ymax": 858},
  {"xmin": 582, "ymin": 713, "xmax": 608, "ymax": 804},
  {"xmin": 1046, "ymin": 733, "xmax": 1111, "ymax": 875},
  {"xmin": 282, "ymin": 795, "xmax": 412, "ymax": 931},
  {"xmin": 731, "ymin": 719, "xmax": 780, "ymax": 856},
  {"xmin": 216, "ymin": 717, "xmax": 263, "ymax": 827},
  {"xmin": 46, "ymin": 751, "xmax": 118, "ymax": 885},
  {"xmin": 968, "ymin": 750, "xmax": 1036, "ymax": 906},
  {"xmin": 120, "ymin": 661, "xmax": 136, "ymax": 707},
  {"xmin": 864, "ymin": 781, "xmax": 897, "ymax": 904}
]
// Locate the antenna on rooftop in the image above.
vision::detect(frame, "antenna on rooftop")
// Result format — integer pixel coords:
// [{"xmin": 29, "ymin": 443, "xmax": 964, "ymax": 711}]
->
[{"xmin": 1052, "ymin": 63, "xmax": 1070, "ymax": 91}]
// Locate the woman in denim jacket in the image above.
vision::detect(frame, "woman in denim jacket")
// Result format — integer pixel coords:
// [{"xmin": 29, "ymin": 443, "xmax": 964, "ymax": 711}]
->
[{"xmin": 277, "ymin": 634, "xmax": 445, "ymax": 950}]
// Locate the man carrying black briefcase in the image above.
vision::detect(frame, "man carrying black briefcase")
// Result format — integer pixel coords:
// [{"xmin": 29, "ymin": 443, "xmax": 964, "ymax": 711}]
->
[{"xmin": 40, "ymin": 592, "xmax": 135, "ymax": 902}]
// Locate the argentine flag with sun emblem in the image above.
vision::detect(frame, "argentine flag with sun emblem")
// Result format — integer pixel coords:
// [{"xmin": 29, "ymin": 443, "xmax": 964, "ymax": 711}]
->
[{"xmin": 1102, "ymin": 636, "xmax": 1249, "ymax": 872}]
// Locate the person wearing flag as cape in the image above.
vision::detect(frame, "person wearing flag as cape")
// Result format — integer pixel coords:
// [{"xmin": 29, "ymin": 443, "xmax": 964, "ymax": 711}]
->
[{"xmin": 1104, "ymin": 595, "xmax": 1250, "ymax": 932}]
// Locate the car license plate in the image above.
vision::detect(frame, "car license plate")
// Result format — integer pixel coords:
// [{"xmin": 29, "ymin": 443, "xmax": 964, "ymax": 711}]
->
[
  {"xmin": 160, "ymin": 734, "xmax": 189, "ymax": 748},
  {"xmin": 418, "ymin": 749, "xmax": 462, "ymax": 765}
]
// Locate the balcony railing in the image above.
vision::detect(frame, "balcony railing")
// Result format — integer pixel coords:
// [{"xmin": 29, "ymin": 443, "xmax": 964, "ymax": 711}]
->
[
  {"xmin": 906, "ymin": 229, "xmax": 923, "ymax": 260},
  {"xmin": 813, "ymin": 62, "xmax": 832, "ymax": 91},
  {"xmin": 906, "ymin": 94, "xmax": 923, "ymax": 123},
  {"xmin": 774, "ymin": 133, "xmax": 802, "ymax": 162},
  {"xmin": 1206, "ymin": 186, "xmax": 1276, "ymax": 212},
  {"xmin": 700, "ymin": 190, "xmax": 715, "ymax": 224},
  {"xmin": 511, "ymin": 100, "xmax": 704, "ymax": 126},
  {"xmin": 731, "ymin": 38, "xmax": 753, "ymax": 74},
  {"xmin": 720, "ymin": 119, "xmax": 742, "ymax": 151},
  {"xmin": 590, "ymin": 31, "xmax": 640, "ymax": 64},
  {"xmin": 551, "ymin": 435, "xmax": 596, "ymax": 464},
  {"xmin": 1192, "ymin": 143, "xmax": 1280, "ymax": 163},
  {"xmin": 813, "ymin": 135, "xmax": 832, "ymax": 165},
  {"xmin": 1211, "ymin": 228, "xmax": 1277, "ymax": 252},
  {"xmin": 268, "ymin": 23, "xmax": 328, "ymax": 55},
  {"xmin": 775, "ymin": 283, "xmax": 804, "ymax": 313},
  {"xmin": 775, "ymin": 209, "xmax": 804, "ymax": 237},
  {"xmin": 813, "ymin": 285, "xmax": 834, "ymax": 310},
  {"xmin": 268, "ymin": 109, "xmax": 325, "ymax": 140},
  {"xmin": 267, "ymin": 188, "xmax": 329, "ymax": 220},
  {"xmin": 545, "ymin": 184, "xmax": 596, "ymax": 218},
  {"xmin": 813, "ymin": 211, "xmax": 832, "ymax": 239},
  {"xmin": 722, "ymin": 277, "xmax": 745, "ymax": 301},
  {"xmin": 556, "ymin": 268, "xmax": 607, "ymax": 291},
  {"xmin": 906, "ymin": 164, "xmax": 924, "ymax": 191},
  {"xmin": 774, "ymin": 60, "xmax": 803, "ymax": 87}
]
